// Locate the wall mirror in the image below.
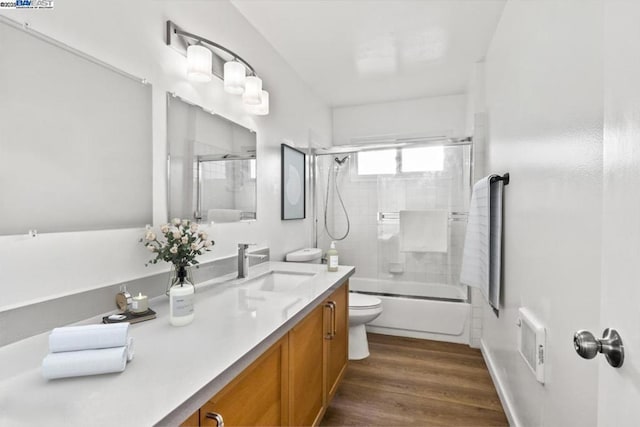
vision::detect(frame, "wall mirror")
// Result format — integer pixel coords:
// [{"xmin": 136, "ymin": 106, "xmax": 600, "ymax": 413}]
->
[
  {"xmin": 0, "ymin": 17, "xmax": 152, "ymax": 235},
  {"xmin": 167, "ymin": 94, "xmax": 257, "ymax": 223}
]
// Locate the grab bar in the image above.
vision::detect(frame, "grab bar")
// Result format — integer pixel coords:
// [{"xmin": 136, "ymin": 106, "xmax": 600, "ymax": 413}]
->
[{"xmin": 377, "ymin": 211, "xmax": 468, "ymax": 222}]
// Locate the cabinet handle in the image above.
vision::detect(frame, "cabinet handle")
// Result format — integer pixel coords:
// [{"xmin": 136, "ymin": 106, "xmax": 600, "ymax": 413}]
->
[
  {"xmin": 328, "ymin": 301, "xmax": 337, "ymax": 339},
  {"xmin": 205, "ymin": 412, "xmax": 225, "ymax": 427},
  {"xmin": 324, "ymin": 302, "xmax": 335, "ymax": 340}
]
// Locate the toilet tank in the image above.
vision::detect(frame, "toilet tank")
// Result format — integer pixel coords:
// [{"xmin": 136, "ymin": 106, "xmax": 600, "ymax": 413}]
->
[{"xmin": 285, "ymin": 248, "xmax": 322, "ymax": 264}]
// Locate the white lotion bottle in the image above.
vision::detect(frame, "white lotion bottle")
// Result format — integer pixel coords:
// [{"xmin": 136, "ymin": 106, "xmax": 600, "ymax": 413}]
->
[
  {"xmin": 327, "ymin": 241, "xmax": 339, "ymax": 272},
  {"xmin": 169, "ymin": 283, "xmax": 194, "ymax": 326}
]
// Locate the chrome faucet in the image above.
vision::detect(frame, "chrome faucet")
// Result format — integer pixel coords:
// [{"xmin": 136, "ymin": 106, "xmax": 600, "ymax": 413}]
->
[{"xmin": 237, "ymin": 243, "xmax": 267, "ymax": 278}]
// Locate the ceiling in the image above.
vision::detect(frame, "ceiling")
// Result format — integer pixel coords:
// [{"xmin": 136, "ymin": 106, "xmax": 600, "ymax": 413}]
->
[{"xmin": 231, "ymin": 0, "xmax": 506, "ymax": 107}]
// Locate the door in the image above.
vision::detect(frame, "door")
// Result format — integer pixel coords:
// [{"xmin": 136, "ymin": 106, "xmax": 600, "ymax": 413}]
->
[
  {"xmin": 201, "ymin": 336, "xmax": 289, "ymax": 426},
  {"xmin": 600, "ymin": 2, "xmax": 640, "ymax": 424},
  {"xmin": 289, "ymin": 305, "xmax": 325, "ymax": 426},
  {"xmin": 325, "ymin": 283, "xmax": 348, "ymax": 400}
]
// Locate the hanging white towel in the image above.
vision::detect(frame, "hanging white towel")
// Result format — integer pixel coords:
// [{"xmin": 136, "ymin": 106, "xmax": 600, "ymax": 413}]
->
[
  {"xmin": 399, "ymin": 210, "xmax": 448, "ymax": 253},
  {"xmin": 208, "ymin": 209, "xmax": 242, "ymax": 223},
  {"xmin": 460, "ymin": 177, "xmax": 491, "ymax": 301},
  {"xmin": 460, "ymin": 175, "xmax": 504, "ymax": 311}
]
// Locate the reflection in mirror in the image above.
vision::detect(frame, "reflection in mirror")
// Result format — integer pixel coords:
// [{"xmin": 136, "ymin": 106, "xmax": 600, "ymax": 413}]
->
[
  {"xmin": 0, "ymin": 17, "xmax": 152, "ymax": 235},
  {"xmin": 167, "ymin": 94, "xmax": 257, "ymax": 223}
]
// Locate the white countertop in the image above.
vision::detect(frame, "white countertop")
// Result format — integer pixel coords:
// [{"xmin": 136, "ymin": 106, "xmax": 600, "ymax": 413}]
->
[{"xmin": 0, "ymin": 262, "xmax": 354, "ymax": 426}]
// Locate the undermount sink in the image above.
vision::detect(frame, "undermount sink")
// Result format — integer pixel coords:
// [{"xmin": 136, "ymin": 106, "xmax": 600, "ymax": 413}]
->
[{"xmin": 245, "ymin": 270, "xmax": 315, "ymax": 292}]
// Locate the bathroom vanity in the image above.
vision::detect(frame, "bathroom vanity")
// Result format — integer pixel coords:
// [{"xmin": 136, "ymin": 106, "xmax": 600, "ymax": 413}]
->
[{"xmin": 0, "ymin": 262, "xmax": 353, "ymax": 426}]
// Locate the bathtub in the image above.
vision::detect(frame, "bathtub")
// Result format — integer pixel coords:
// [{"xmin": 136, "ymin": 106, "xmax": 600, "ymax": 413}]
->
[{"xmin": 349, "ymin": 277, "xmax": 471, "ymax": 344}]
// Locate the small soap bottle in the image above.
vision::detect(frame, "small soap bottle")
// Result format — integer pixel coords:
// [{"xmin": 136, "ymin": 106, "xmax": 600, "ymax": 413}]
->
[{"xmin": 327, "ymin": 241, "xmax": 339, "ymax": 272}]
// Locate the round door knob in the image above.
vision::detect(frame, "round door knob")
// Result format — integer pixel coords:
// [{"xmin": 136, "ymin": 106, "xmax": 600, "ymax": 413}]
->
[
  {"xmin": 574, "ymin": 330, "xmax": 600, "ymax": 359},
  {"xmin": 573, "ymin": 328, "xmax": 624, "ymax": 368}
]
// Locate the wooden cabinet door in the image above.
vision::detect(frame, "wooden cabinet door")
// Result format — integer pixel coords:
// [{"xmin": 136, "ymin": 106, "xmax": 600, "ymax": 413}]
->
[
  {"xmin": 324, "ymin": 282, "xmax": 348, "ymax": 401},
  {"xmin": 180, "ymin": 410, "xmax": 199, "ymax": 427},
  {"xmin": 289, "ymin": 304, "xmax": 325, "ymax": 426},
  {"xmin": 201, "ymin": 336, "xmax": 289, "ymax": 427}
]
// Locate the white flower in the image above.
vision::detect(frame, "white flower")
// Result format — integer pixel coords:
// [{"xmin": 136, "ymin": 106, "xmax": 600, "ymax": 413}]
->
[
  {"xmin": 160, "ymin": 224, "xmax": 169, "ymax": 234},
  {"xmin": 169, "ymin": 245, "xmax": 178, "ymax": 254},
  {"xmin": 181, "ymin": 236, "xmax": 189, "ymax": 244},
  {"xmin": 172, "ymin": 218, "xmax": 181, "ymax": 225},
  {"xmin": 200, "ymin": 232, "xmax": 208, "ymax": 240},
  {"xmin": 204, "ymin": 240, "xmax": 212, "ymax": 248},
  {"xmin": 172, "ymin": 229, "xmax": 182, "ymax": 239},
  {"xmin": 190, "ymin": 223, "xmax": 198, "ymax": 233},
  {"xmin": 146, "ymin": 244, "xmax": 156, "ymax": 252},
  {"xmin": 144, "ymin": 231, "xmax": 156, "ymax": 241},
  {"xmin": 190, "ymin": 242, "xmax": 200, "ymax": 251},
  {"xmin": 182, "ymin": 219, "xmax": 189, "ymax": 227}
]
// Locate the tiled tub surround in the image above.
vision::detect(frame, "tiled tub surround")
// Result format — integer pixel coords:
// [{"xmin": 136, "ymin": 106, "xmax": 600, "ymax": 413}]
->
[
  {"xmin": 0, "ymin": 248, "xmax": 269, "ymax": 347},
  {"xmin": 0, "ymin": 261, "xmax": 354, "ymax": 426}
]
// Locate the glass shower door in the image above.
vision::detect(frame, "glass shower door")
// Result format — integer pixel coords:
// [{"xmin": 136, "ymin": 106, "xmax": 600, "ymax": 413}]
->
[{"xmin": 372, "ymin": 143, "xmax": 471, "ymax": 300}]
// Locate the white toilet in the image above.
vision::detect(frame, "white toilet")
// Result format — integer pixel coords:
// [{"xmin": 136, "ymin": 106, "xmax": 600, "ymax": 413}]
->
[
  {"xmin": 285, "ymin": 248, "xmax": 384, "ymax": 361},
  {"xmin": 348, "ymin": 292, "xmax": 383, "ymax": 360}
]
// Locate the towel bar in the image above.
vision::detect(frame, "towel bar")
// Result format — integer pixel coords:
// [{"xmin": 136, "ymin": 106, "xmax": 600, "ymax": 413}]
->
[
  {"xmin": 490, "ymin": 173, "xmax": 510, "ymax": 185},
  {"xmin": 378, "ymin": 211, "xmax": 468, "ymax": 222}
]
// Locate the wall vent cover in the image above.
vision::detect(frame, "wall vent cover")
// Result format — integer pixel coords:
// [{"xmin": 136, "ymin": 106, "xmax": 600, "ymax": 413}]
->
[{"xmin": 518, "ymin": 307, "xmax": 546, "ymax": 384}]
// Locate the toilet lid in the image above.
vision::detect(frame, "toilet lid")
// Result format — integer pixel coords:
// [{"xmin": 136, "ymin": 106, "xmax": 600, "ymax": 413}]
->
[{"xmin": 349, "ymin": 292, "xmax": 382, "ymax": 309}]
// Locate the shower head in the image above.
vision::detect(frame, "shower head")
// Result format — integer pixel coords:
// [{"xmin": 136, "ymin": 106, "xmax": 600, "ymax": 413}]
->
[{"xmin": 334, "ymin": 155, "xmax": 350, "ymax": 166}]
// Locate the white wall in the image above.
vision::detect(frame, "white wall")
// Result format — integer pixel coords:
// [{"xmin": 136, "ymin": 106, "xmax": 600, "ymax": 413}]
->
[
  {"xmin": 482, "ymin": 2, "xmax": 603, "ymax": 426},
  {"xmin": 332, "ymin": 94, "xmax": 467, "ymax": 145},
  {"xmin": 0, "ymin": 0, "xmax": 331, "ymax": 311}
]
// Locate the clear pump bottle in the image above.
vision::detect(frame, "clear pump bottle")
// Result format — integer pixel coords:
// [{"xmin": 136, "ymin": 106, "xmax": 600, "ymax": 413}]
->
[{"xmin": 327, "ymin": 241, "xmax": 339, "ymax": 272}]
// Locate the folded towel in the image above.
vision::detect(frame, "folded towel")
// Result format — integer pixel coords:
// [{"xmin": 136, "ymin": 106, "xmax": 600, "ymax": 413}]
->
[
  {"xmin": 207, "ymin": 209, "xmax": 242, "ymax": 223},
  {"xmin": 49, "ymin": 323, "xmax": 129, "ymax": 353},
  {"xmin": 126, "ymin": 336, "xmax": 134, "ymax": 362},
  {"xmin": 42, "ymin": 346, "xmax": 127, "ymax": 380},
  {"xmin": 399, "ymin": 210, "xmax": 448, "ymax": 253}
]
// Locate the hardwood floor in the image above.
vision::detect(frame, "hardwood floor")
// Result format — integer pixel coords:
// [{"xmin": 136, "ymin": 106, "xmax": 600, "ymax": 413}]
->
[{"xmin": 321, "ymin": 334, "xmax": 508, "ymax": 426}]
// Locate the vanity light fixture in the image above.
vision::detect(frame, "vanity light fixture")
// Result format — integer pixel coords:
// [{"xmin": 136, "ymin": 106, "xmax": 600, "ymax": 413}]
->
[
  {"xmin": 186, "ymin": 44, "xmax": 212, "ymax": 82},
  {"xmin": 245, "ymin": 90, "xmax": 269, "ymax": 116},
  {"xmin": 166, "ymin": 20, "xmax": 269, "ymax": 115},
  {"xmin": 224, "ymin": 60, "xmax": 246, "ymax": 94},
  {"xmin": 243, "ymin": 75, "xmax": 262, "ymax": 105}
]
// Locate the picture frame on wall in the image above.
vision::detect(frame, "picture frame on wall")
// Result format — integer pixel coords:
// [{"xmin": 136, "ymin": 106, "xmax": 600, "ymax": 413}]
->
[{"xmin": 281, "ymin": 143, "xmax": 305, "ymax": 220}]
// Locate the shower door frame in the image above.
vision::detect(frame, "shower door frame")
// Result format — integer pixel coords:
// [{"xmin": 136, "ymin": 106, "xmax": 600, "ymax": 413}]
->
[{"xmin": 311, "ymin": 136, "xmax": 474, "ymax": 302}]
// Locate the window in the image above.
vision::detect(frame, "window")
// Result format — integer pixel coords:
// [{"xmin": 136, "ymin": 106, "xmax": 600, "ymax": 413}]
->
[
  {"xmin": 357, "ymin": 149, "xmax": 396, "ymax": 175},
  {"xmin": 356, "ymin": 145, "xmax": 445, "ymax": 176},
  {"xmin": 401, "ymin": 146, "xmax": 444, "ymax": 172},
  {"xmin": 249, "ymin": 159, "xmax": 257, "ymax": 179}
]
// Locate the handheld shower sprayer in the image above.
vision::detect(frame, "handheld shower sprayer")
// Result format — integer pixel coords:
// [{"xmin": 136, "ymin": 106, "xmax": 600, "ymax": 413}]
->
[
  {"xmin": 334, "ymin": 155, "xmax": 349, "ymax": 166},
  {"xmin": 324, "ymin": 154, "xmax": 351, "ymax": 241}
]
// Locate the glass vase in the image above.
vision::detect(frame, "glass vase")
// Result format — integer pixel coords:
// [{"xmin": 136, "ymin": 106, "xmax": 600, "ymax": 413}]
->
[
  {"xmin": 168, "ymin": 264, "xmax": 195, "ymax": 327},
  {"xmin": 166, "ymin": 264, "xmax": 194, "ymax": 296}
]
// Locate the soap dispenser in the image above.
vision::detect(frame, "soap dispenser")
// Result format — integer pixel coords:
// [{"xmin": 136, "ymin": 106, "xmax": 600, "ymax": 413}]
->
[{"xmin": 327, "ymin": 241, "xmax": 339, "ymax": 272}]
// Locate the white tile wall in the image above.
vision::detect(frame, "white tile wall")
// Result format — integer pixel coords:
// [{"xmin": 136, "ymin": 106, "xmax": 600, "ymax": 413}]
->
[{"xmin": 317, "ymin": 145, "xmax": 471, "ymax": 295}]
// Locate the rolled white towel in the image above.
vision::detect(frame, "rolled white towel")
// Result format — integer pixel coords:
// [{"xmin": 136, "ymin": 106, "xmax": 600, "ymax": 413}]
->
[
  {"xmin": 42, "ymin": 347, "xmax": 127, "ymax": 380},
  {"xmin": 49, "ymin": 323, "xmax": 129, "ymax": 353},
  {"xmin": 126, "ymin": 336, "xmax": 134, "ymax": 362}
]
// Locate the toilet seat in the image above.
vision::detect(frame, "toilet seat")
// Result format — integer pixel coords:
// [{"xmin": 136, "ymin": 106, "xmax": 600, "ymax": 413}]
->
[{"xmin": 349, "ymin": 293, "xmax": 382, "ymax": 310}]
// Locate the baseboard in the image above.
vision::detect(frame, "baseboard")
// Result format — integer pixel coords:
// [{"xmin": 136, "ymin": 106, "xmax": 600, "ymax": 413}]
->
[{"xmin": 480, "ymin": 338, "xmax": 521, "ymax": 427}]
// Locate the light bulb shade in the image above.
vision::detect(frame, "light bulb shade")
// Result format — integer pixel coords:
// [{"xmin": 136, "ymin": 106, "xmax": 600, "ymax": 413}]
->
[
  {"xmin": 224, "ymin": 61, "xmax": 246, "ymax": 94},
  {"xmin": 243, "ymin": 76, "xmax": 263, "ymax": 105},
  {"xmin": 246, "ymin": 90, "xmax": 269, "ymax": 115},
  {"xmin": 186, "ymin": 44, "xmax": 212, "ymax": 82}
]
